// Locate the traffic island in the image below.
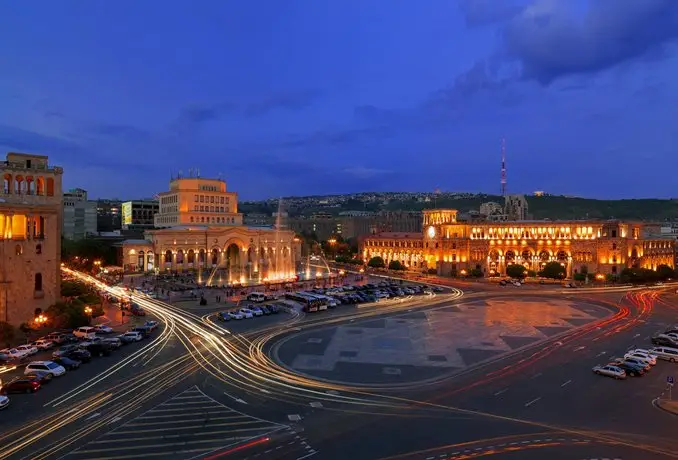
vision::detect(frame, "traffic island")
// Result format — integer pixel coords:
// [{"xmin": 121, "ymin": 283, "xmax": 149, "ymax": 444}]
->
[{"xmin": 655, "ymin": 398, "xmax": 678, "ymax": 416}]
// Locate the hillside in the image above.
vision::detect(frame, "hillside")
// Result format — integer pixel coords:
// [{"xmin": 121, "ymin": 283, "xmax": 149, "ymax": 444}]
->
[{"xmin": 240, "ymin": 193, "xmax": 678, "ymax": 221}]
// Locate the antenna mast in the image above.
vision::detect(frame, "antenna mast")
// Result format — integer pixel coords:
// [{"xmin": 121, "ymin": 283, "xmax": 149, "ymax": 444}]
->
[{"xmin": 501, "ymin": 137, "xmax": 507, "ymax": 197}]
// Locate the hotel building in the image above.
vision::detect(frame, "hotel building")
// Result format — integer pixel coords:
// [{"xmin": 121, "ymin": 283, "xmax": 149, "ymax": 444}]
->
[
  {"xmin": 0, "ymin": 152, "xmax": 63, "ymax": 326},
  {"xmin": 361, "ymin": 209, "xmax": 674, "ymax": 278},
  {"xmin": 122, "ymin": 177, "xmax": 299, "ymax": 283}
]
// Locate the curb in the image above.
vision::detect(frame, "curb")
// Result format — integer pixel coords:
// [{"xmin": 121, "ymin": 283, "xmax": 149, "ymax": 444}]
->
[{"xmin": 653, "ymin": 398, "xmax": 678, "ymax": 417}]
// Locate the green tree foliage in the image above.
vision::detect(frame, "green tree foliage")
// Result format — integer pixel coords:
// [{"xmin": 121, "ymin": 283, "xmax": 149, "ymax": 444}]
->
[
  {"xmin": 656, "ymin": 264, "xmax": 676, "ymax": 280},
  {"xmin": 367, "ymin": 256, "xmax": 385, "ymax": 268},
  {"xmin": 388, "ymin": 260, "xmax": 405, "ymax": 271},
  {"xmin": 334, "ymin": 255, "xmax": 363, "ymax": 265},
  {"xmin": 47, "ymin": 300, "xmax": 90, "ymax": 329},
  {"xmin": 61, "ymin": 280, "xmax": 88, "ymax": 298},
  {"xmin": 506, "ymin": 264, "xmax": 527, "ymax": 279},
  {"xmin": 469, "ymin": 268, "xmax": 484, "ymax": 278},
  {"xmin": 573, "ymin": 273, "xmax": 586, "ymax": 282},
  {"xmin": 62, "ymin": 237, "xmax": 118, "ymax": 268},
  {"xmin": 539, "ymin": 262, "xmax": 566, "ymax": 279}
]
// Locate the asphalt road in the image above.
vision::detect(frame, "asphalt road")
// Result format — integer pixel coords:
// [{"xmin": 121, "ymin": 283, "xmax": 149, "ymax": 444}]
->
[{"xmin": 4, "ymin": 270, "xmax": 678, "ymax": 460}]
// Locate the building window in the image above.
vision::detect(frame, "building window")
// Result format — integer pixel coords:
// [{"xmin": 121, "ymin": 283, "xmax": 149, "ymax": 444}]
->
[
  {"xmin": 34, "ymin": 273, "xmax": 42, "ymax": 291},
  {"xmin": 36, "ymin": 244, "xmax": 42, "ymax": 254},
  {"xmin": 611, "ymin": 230, "xmax": 617, "ymax": 238},
  {"xmin": 15, "ymin": 244, "xmax": 22, "ymax": 255},
  {"xmin": 190, "ymin": 217, "xmax": 194, "ymax": 223},
  {"xmin": 194, "ymin": 195, "xmax": 198, "ymax": 202},
  {"xmin": 612, "ymin": 243, "xmax": 617, "ymax": 250}
]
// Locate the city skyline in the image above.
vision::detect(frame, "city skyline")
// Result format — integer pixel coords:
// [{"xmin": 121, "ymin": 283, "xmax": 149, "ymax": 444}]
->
[{"xmin": 1, "ymin": 1, "xmax": 678, "ymax": 200}]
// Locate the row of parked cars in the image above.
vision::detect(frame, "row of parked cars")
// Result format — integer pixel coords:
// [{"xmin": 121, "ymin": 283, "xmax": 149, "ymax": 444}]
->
[
  {"xmin": 0, "ymin": 320, "xmax": 160, "ymax": 409},
  {"xmin": 311, "ymin": 281, "xmax": 439, "ymax": 305},
  {"xmin": 592, "ymin": 325, "xmax": 678, "ymax": 380},
  {"xmin": 216, "ymin": 303, "xmax": 285, "ymax": 321}
]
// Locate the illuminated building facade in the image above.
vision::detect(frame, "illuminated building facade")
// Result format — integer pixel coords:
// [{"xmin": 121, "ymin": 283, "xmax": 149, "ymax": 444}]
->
[
  {"xmin": 123, "ymin": 177, "xmax": 299, "ymax": 283},
  {"xmin": 361, "ymin": 209, "xmax": 675, "ymax": 278},
  {"xmin": 0, "ymin": 152, "xmax": 63, "ymax": 325}
]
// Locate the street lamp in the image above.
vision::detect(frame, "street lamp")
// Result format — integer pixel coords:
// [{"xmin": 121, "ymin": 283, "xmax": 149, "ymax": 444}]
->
[
  {"xmin": 84, "ymin": 306, "xmax": 92, "ymax": 324},
  {"xmin": 34, "ymin": 314, "xmax": 48, "ymax": 327}
]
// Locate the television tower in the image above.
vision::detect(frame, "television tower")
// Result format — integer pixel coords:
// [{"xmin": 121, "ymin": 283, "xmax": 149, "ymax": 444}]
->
[{"xmin": 501, "ymin": 137, "xmax": 507, "ymax": 196}]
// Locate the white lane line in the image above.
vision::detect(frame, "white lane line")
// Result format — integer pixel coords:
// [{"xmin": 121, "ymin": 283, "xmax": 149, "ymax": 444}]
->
[
  {"xmin": 260, "ymin": 388, "xmax": 271, "ymax": 394},
  {"xmin": 524, "ymin": 397, "xmax": 542, "ymax": 407},
  {"xmin": 85, "ymin": 412, "xmax": 101, "ymax": 420},
  {"xmin": 644, "ymin": 336, "xmax": 650, "ymax": 340},
  {"xmin": 223, "ymin": 391, "xmax": 247, "ymax": 404},
  {"xmin": 561, "ymin": 379, "xmax": 572, "ymax": 387},
  {"xmin": 574, "ymin": 346, "xmax": 586, "ymax": 351},
  {"xmin": 531, "ymin": 373, "xmax": 543, "ymax": 379},
  {"xmin": 309, "ymin": 402, "xmax": 323, "ymax": 408},
  {"xmin": 107, "ymin": 416, "xmax": 122, "ymax": 425},
  {"xmin": 295, "ymin": 452, "xmax": 318, "ymax": 460},
  {"xmin": 494, "ymin": 388, "xmax": 508, "ymax": 396},
  {"xmin": 288, "ymin": 414, "xmax": 302, "ymax": 421},
  {"xmin": 595, "ymin": 351, "xmax": 607, "ymax": 357},
  {"xmin": 633, "ymin": 333, "xmax": 641, "ymax": 338}
]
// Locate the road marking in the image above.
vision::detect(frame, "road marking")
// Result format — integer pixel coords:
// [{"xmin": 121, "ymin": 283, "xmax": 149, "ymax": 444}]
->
[
  {"xmin": 574, "ymin": 346, "xmax": 586, "ymax": 351},
  {"xmin": 309, "ymin": 402, "xmax": 323, "ymax": 408},
  {"xmin": 633, "ymin": 333, "xmax": 641, "ymax": 338},
  {"xmin": 494, "ymin": 388, "xmax": 508, "ymax": 396},
  {"xmin": 561, "ymin": 379, "xmax": 572, "ymax": 387},
  {"xmin": 107, "ymin": 416, "xmax": 122, "ymax": 425},
  {"xmin": 531, "ymin": 373, "xmax": 543, "ymax": 379},
  {"xmin": 223, "ymin": 392, "xmax": 247, "ymax": 404},
  {"xmin": 325, "ymin": 390, "xmax": 339, "ymax": 395},
  {"xmin": 288, "ymin": 414, "xmax": 302, "ymax": 421},
  {"xmin": 295, "ymin": 451, "xmax": 318, "ymax": 459},
  {"xmin": 85, "ymin": 412, "xmax": 101, "ymax": 420},
  {"xmin": 524, "ymin": 397, "xmax": 541, "ymax": 407},
  {"xmin": 595, "ymin": 351, "xmax": 607, "ymax": 357},
  {"xmin": 644, "ymin": 336, "xmax": 650, "ymax": 340},
  {"xmin": 260, "ymin": 388, "xmax": 271, "ymax": 394}
]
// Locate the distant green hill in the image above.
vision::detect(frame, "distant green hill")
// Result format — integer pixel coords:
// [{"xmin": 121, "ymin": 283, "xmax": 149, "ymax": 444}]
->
[{"xmin": 240, "ymin": 194, "xmax": 678, "ymax": 221}]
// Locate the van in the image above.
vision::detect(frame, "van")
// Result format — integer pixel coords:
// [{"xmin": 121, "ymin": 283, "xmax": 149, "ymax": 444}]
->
[
  {"xmin": 73, "ymin": 327, "xmax": 96, "ymax": 340},
  {"xmin": 246, "ymin": 292, "xmax": 266, "ymax": 303},
  {"xmin": 649, "ymin": 346, "xmax": 678, "ymax": 362}
]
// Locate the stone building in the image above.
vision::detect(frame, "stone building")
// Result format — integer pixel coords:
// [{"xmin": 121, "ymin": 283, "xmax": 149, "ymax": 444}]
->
[
  {"xmin": 122, "ymin": 177, "xmax": 299, "ymax": 284},
  {"xmin": 122, "ymin": 200, "xmax": 159, "ymax": 232},
  {"xmin": 0, "ymin": 152, "xmax": 63, "ymax": 326},
  {"xmin": 287, "ymin": 210, "xmax": 422, "ymax": 241},
  {"xmin": 361, "ymin": 209, "xmax": 674, "ymax": 278}
]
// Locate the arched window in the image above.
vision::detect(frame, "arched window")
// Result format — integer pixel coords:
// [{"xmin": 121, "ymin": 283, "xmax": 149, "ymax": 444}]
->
[
  {"xmin": 36, "ymin": 244, "xmax": 42, "ymax": 254},
  {"xmin": 34, "ymin": 273, "xmax": 42, "ymax": 291}
]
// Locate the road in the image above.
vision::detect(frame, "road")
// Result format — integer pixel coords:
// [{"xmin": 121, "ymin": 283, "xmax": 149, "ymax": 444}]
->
[{"xmin": 1, "ymin": 269, "xmax": 676, "ymax": 460}]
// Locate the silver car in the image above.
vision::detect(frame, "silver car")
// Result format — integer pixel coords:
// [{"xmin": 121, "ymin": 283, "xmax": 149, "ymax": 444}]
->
[{"xmin": 592, "ymin": 364, "xmax": 626, "ymax": 379}]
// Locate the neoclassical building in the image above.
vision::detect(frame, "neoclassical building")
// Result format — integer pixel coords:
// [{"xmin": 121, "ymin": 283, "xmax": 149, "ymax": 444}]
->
[
  {"xmin": 123, "ymin": 177, "xmax": 299, "ymax": 284},
  {"xmin": 1, "ymin": 152, "xmax": 63, "ymax": 325},
  {"xmin": 361, "ymin": 209, "xmax": 675, "ymax": 278}
]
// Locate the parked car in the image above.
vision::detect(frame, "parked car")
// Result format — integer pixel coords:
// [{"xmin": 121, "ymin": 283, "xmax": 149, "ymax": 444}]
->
[
  {"xmin": 102, "ymin": 337, "xmax": 122, "ymax": 349},
  {"xmin": 15, "ymin": 345, "xmax": 38, "ymax": 356},
  {"xmin": 131, "ymin": 326, "xmax": 152, "ymax": 338},
  {"xmin": 250, "ymin": 307, "xmax": 264, "ymax": 317},
  {"xmin": 25, "ymin": 361, "xmax": 66, "ymax": 377},
  {"xmin": 217, "ymin": 312, "xmax": 232, "ymax": 321},
  {"xmin": 0, "ymin": 394, "xmax": 9, "ymax": 410},
  {"xmin": 122, "ymin": 331, "xmax": 143, "ymax": 342},
  {"xmin": 24, "ymin": 370, "xmax": 54, "ymax": 384},
  {"xmin": 651, "ymin": 334, "xmax": 678, "ymax": 347},
  {"xmin": 0, "ymin": 376, "xmax": 41, "ymax": 394},
  {"xmin": 610, "ymin": 360, "xmax": 645, "ymax": 377},
  {"xmin": 32, "ymin": 339, "xmax": 55, "ymax": 350},
  {"xmin": 239, "ymin": 308, "xmax": 254, "ymax": 319},
  {"xmin": 44, "ymin": 332, "xmax": 70, "ymax": 344},
  {"xmin": 94, "ymin": 325, "xmax": 114, "ymax": 334},
  {"xmin": 143, "ymin": 320, "xmax": 159, "ymax": 331},
  {"xmin": 228, "ymin": 311, "xmax": 244, "ymax": 320},
  {"xmin": 592, "ymin": 364, "xmax": 626, "ymax": 379},
  {"xmin": 84, "ymin": 343, "xmax": 113, "ymax": 357},
  {"xmin": 73, "ymin": 327, "xmax": 97, "ymax": 340},
  {"xmin": 53, "ymin": 356, "xmax": 81, "ymax": 370},
  {"xmin": 649, "ymin": 346, "xmax": 678, "ymax": 362},
  {"xmin": 67, "ymin": 349, "xmax": 92, "ymax": 363},
  {"xmin": 0, "ymin": 348, "xmax": 28, "ymax": 360}
]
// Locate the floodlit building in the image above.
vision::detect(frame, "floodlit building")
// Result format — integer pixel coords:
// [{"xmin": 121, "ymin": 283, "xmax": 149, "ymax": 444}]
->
[
  {"xmin": 0, "ymin": 152, "xmax": 63, "ymax": 326},
  {"xmin": 122, "ymin": 176, "xmax": 299, "ymax": 284},
  {"xmin": 121, "ymin": 200, "xmax": 159, "ymax": 231},
  {"xmin": 361, "ymin": 209, "xmax": 675, "ymax": 278}
]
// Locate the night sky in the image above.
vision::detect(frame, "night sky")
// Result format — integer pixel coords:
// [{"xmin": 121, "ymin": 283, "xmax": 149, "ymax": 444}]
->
[{"xmin": 1, "ymin": 1, "xmax": 677, "ymax": 200}]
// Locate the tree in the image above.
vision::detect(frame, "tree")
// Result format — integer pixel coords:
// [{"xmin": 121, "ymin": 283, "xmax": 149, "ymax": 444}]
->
[
  {"xmin": 61, "ymin": 280, "xmax": 88, "ymax": 298},
  {"xmin": 469, "ymin": 268, "xmax": 484, "ymax": 278},
  {"xmin": 506, "ymin": 264, "xmax": 527, "ymax": 279},
  {"xmin": 0, "ymin": 321, "xmax": 15, "ymax": 347},
  {"xmin": 367, "ymin": 256, "xmax": 385, "ymax": 268},
  {"xmin": 539, "ymin": 262, "xmax": 566, "ymax": 279},
  {"xmin": 656, "ymin": 264, "xmax": 675, "ymax": 280},
  {"xmin": 388, "ymin": 260, "xmax": 405, "ymax": 271},
  {"xmin": 573, "ymin": 273, "xmax": 586, "ymax": 282}
]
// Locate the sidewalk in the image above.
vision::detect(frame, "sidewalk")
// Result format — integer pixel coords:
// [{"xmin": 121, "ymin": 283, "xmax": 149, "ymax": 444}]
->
[{"xmin": 656, "ymin": 399, "xmax": 678, "ymax": 416}]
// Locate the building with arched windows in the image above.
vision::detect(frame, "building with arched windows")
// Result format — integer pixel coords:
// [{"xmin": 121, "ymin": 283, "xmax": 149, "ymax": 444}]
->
[
  {"xmin": 122, "ymin": 177, "xmax": 300, "ymax": 284},
  {"xmin": 360, "ymin": 209, "xmax": 675, "ymax": 278},
  {"xmin": 0, "ymin": 152, "xmax": 63, "ymax": 325}
]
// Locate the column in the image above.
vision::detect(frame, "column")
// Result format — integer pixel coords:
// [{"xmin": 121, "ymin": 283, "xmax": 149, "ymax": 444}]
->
[{"xmin": 26, "ymin": 214, "xmax": 32, "ymax": 240}]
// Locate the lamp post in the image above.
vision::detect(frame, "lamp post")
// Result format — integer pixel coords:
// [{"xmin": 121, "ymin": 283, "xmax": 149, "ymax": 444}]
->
[{"xmin": 84, "ymin": 306, "xmax": 92, "ymax": 325}]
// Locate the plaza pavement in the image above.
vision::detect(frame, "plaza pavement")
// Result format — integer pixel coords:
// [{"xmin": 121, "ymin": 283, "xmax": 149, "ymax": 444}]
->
[{"xmin": 274, "ymin": 296, "xmax": 612, "ymax": 385}]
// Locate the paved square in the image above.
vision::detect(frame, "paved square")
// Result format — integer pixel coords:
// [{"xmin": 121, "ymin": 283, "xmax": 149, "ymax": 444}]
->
[{"xmin": 275, "ymin": 297, "xmax": 610, "ymax": 385}]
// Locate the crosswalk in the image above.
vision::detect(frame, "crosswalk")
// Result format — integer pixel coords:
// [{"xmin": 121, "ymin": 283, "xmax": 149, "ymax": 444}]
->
[{"xmin": 63, "ymin": 386, "xmax": 287, "ymax": 460}]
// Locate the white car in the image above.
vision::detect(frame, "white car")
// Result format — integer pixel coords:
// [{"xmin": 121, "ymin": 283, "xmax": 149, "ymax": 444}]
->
[
  {"xmin": 228, "ymin": 311, "xmax": 244, "ymax": 320},
  {"xmin": 250, "ymin": 307, "xmax": 264, "ymax": 317},
  {"xmin": 122, "ymin": 331, "xmax": 143, "ymax": 342},
  {"xmin": 94, "ymin": 325, "xmax": 114, "ymax": 334},
  {"xmin": 32, "ymin": 339, "xmax": 54, "ymax": 350},
  {"xmin": 0, "ymin": 348, "xmax": 27, "ymax": 360},
  {"xmin": 15, "ymin": 344, "xmax": 38, "ymax": 356},
  {"xmin": 25, "ymin": 360, "xmax": 66, "ymax": 377},
  {"xmin": 630, "ymin": 348, "xmax": 657, "ymax": 359},
  {"xmin": 625, "ymin": 351, "xmax": 656, "ymax": 366},
  {"xmin": 239, "ymin": 309, "xmax": 254, "ymax": 319},
  {"xmin": 592, "ymin": 364, "xmax": 626, "ymax": 379}
]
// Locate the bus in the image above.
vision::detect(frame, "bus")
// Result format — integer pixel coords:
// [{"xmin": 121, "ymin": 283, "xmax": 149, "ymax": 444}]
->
[{"xmin": 285, "ymin": 292, "xmax": 328, "ymax": 312}]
